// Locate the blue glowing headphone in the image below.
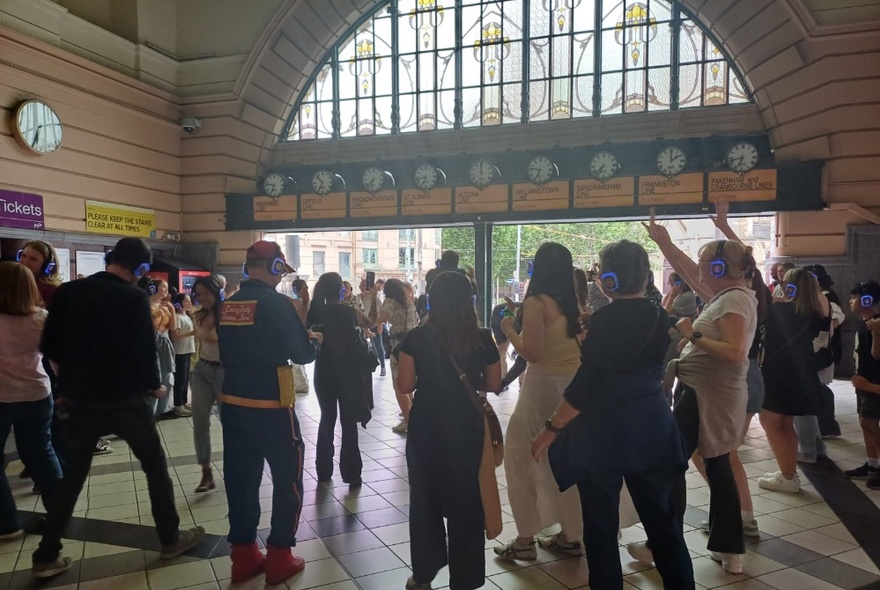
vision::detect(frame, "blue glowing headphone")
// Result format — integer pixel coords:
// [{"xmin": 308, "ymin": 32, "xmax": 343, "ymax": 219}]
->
[
  {"xmin": 527, "ymin": 260, "xmax": 534, "ymax": 279},
  {"xmin": 17, "ymin": 242, "xmax": 57, "ymax": 276},
  {"xmin": 784, "ymin": 283, "xmax": 798, "ymax": 299},
  {"xmin": 339, "ymin": 287, "xmax": 347, "ymax": 301},
  {"xmin": 241, "ymin": 257, "xmax": 287, "ymax": 278},
  {"xmin": 862, "ymin": 294, "xmax": 875, "ymax": 308},
  {"xmin": 600, "ymin": 271, "xmax": 620, "ymax": 292},
  {"xmin": 105, "ymin": 248, "xmax": 150, "ymax": 278},
  {"xmin": 146, "ymin": 279, "xmax": 158, "ymax": 296},
  {"xmin": 709, "ymin": 241, "xmax": 727, "ymax": 278}
]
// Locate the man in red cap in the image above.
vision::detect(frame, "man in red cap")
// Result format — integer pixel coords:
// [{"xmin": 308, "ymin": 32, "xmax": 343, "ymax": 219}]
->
[{"xmin": 216, "ymin": 240, "xmax": 321, "ymax": 585}]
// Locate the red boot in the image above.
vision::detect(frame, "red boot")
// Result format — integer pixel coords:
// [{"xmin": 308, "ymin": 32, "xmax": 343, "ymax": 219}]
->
[
  {"xmin": 230, "ymin": 543, "xmax": 266, "ymax": 583},
  {"xmin": 265, "ymin": 545, "xmax": 305, "ymax": 585}
]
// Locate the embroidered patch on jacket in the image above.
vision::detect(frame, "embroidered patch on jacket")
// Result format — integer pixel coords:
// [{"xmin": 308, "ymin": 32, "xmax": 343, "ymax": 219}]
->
[{"xmin": 220, "ymin": 301, "xmax": 257, "ymax": 325}]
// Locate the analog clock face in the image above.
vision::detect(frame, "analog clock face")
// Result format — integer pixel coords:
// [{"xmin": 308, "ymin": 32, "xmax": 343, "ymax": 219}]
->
[
  {"xmin": 528, "ymin": 156, "xmax": 557, "ymax": 185},
  {"xmin": 469, "ymin": 159, "xmax": 498, "ymax": 189},
  {"xmin": 590, "ymin": 151, "xmax": 619, "ymax": 181},
  {"xmin": 362, "ymin": 167, "xmax": 386, "ymax": 193},
  {"xmin": 656, "ymin": 146, "xmax": 686, "ymax": 177},
  {"xmin": 14, "ymin": 101, "xmax": 63, "ymax": 155},
  {"xmin": 414, "ymin": 163, "xmax": 439, "ymax": 191},
  {"xmin": 311, "ymin": 170, "xmax": 334, "ymax": 195},
  {"xmin": 263, "ymin": 173, "xmax": 286, "ymax": 197},
  {"xmin": 725, "ymin": 142, "xmax": 759, "ymax": 173}
]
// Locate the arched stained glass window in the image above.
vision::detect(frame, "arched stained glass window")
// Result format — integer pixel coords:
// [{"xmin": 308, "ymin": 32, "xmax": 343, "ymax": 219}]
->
[{"xmin": 285, "ymin": 0, "xmax": 751, "ymax": 141}]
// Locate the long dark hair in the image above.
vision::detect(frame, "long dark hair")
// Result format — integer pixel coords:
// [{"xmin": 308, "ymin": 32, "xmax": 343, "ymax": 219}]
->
[
  {"xmin": 307, "ymin": 272, "xmax": 343, "ymax": 326},
  {"xmin": 383, "ymin": 278, "xmax": 407, "ymax": 307},
  {"xmin": 522, "ymin": 242, "xmax": 580, "ymax": 338},
  {"xmin": 192, "ymin": 275, "xmax": 223, "ymax": 323},
  {"xmin": 426, "ymin": 271, "xmax": 481, "ymax": 353},
  {"xmin": 573, "ymin": 267, "xmax": 588, "ymax": 310}
]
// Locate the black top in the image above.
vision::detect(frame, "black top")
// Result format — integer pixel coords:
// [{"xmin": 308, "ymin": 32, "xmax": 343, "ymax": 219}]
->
[
  {"xmin": 856, "ymin": 314, "xmax": 880, "ymax": 385},
  {"xmin": 312, "ymin": 305, "xmax": 361, "ymax": 376},
  {"xmin": 218, "ymin": 279, "xmax": 319, "ymax": 401},
  {"xmin": 399, "ymin": 326, "xmax": 499, "ymax": 426},
  {"xmin": 761, "ymin": 302, "xmax": 824, "ymax": 387},
  {"xmin": 562, "ymin": 298, "xmax": 686, "ymax": 476},
  {"xmin": 41, "ymin": 272, "xmax": 160, "ymax": 405}
]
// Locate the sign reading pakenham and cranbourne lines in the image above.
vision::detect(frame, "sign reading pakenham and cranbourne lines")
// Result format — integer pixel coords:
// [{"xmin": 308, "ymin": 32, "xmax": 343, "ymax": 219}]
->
[{"xmin": 85, "ymin": 200, "xmax": 156, "ymax": 237}]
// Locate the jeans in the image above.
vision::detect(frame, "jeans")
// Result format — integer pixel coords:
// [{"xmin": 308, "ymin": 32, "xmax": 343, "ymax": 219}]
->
[
  {"xmin": 794, "ymin": 415, "xmax": 827, "ymax": 460},
  {"xmin": 173, "ymin": 353, "xmax": 192, "ymax": 407},
  {"xmin": 222, "ymin": 405, "xmax": 304, "ymax": 548},
  {"xmin": 191, "ymin": 360, "xmax": 224, "ymax": 465},
  {"xmin": 673, "ymin": 385, "xmax": 744, "ymax": 554},
  {"xmin": 314, "ymin": 381, "xmax": 362, "ymax": 483},
  {"xmin": 33, "ymin": 400, "xmax": 180, "ymax": 563},
  {"xmin": 578, "ymin": 467, "xmax": 694, "ymax": 590},
  {"xmin": 0, "ymin": 397, "xmax": 62, "ymax": 535},
  {"xmin": 371, "ymin": 332, "xmax": 386, "ymax": 370}
]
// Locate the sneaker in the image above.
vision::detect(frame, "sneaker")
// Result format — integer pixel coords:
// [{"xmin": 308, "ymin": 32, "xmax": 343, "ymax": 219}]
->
[
  {"xmin": 391, "ymin": 420, "xmax": 408, "ymax": 434},
  {"xmin": 93, "ymin": 441, "xmax": 112, "ymax": 456},
  {"xmin": 32, "ymin": 556, "xmax": 72, "ymax": 579},
  {"xmin": 626, "ymin": 541, "xmax": 654, "ymax": 566},
  {"xmin": 160, "ymin": 527, "xmax": 205, "ymax": 559},
  {"xmin": 537, "ymin": 533, "xmax": 582, "ymax": 556},
  {"xmin": 844, "ymin": 462, "xmax": 880, "ymax": 480},
  {"xmin": 709, "ymin": 551, "xmax": 743, "ymax": 574},
  {"xmin": 380, "ymin": 368, "xmax": 387, "ymax": 377},
  {"xmin": 698, "ymin": 519, "xmax": 759, "ymax": 538},
  {"xmin": 493, "ymin": 539, "xmax": 537, "ymax": 561},
  {"xmin": 797, "ymin": 453, "xmax": 817, "ymax": 464},
  {"xmin": 405, "ymin": 577, "xmax": 433, "ymax": 590},
  {"xmin": 758, "ymin": 471, "xmax": 801, "ymax": 493},
  {"xmin": 867, "ymin": 474, "xmax": 880, "ymax": 490},
  {"xmin": 173, "ymin": 406, "xmax": 193, "ymax": 417}
]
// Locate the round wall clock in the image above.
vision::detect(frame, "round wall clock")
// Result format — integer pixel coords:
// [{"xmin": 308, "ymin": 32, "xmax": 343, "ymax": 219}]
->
[
  {"xmin": 13, "ymin": 100, "xmax": 63, "ymax": 155},
  {"xmin": 262, "ymin": 173, "xmax": 295, "ymax": 197},
  {"xmin": 362, "ymin": 167, "xmax": 394, "ymax": 193},
  {"xmin": 725, "ymin": 142, "xmax": 759, "ymax": 173},
  {"xmin": 311, "ymin": 170, "xmax": 344, "ymax": 195},
  {"xmin": 468, "ymin": 159, "xmax": 499, "ymax": 189},
  {"xmin": 589, "ymin": 151, "xmax": 619, "ymax": 181},
  {"xmin": 414, "ymin": 163, "xmax": 445, "ymax": 191},
  {"xmin": 656, "ymin": 146, "xmax": 686, "ymax": 177},
  {"xmin": 527, "ymin": 156, "xmax": 558, "ymax": 186}
]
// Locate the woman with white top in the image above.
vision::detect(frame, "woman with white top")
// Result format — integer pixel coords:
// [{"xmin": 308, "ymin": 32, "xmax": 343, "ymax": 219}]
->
[
  {"xmin": 171, "ymin": 293, "xmax": 195, "ymax": 418},
  {"xmin": 189, "ymin": 276, "xmax": 225, "ymax": 493},
  {"xmin": 0, "ymin": 262, "xmax": 63, "ymax": 538}
]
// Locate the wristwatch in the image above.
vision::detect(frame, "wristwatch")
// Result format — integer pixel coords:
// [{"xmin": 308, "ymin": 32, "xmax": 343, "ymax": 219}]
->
[
  {"xmin": 544, "ymin": 419, "xmax": 564, "ymax": 434},
  {"xmin": 690, "ymin": 331, "xmax": 703, "ymax": 341}
]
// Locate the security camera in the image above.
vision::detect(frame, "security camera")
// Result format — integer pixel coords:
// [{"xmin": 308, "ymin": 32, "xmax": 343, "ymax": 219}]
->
[{"xmin": 180, "ymin": 115, "xmax": 201, "ymax": 134}]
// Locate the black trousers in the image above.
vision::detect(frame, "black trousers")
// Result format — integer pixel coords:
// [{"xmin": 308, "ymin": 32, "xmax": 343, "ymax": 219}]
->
[
  {"xmin": 314, "ymin": 381, "xmax": 362, "ymax": 484},
  {"xmin": 673, "ymin": 386, "xmax": 744, "ymax": 554},
  {"xmin": 817, "ymin": 383, "xmax": 841, "ymax": 437},
  {"xmin": 173, "ymin": 353, "xmax": 192, "ymax": 407},
  {"xmin": 33, "ymin": 400, "xmax": 180, "ymax": 563},
  {"xmin": 577, "ymin": 467, "xmax": 694, "ymax": 590}
]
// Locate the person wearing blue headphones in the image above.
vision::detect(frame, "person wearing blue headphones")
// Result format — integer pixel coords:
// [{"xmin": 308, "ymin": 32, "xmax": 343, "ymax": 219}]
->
[
  {"xmin": 17, "ymin": 240, "xmax": 62, "ymax": 308},
  {"xmin": 216, "ymin": 240, "xmax": 321, "ymax": 585},
  {"xmin": 644, "ymin": 213, "xmax": 757, "ymax": 575},
  {"xmin": 846, "ymin": 280, "xmax": 880, "ymax": 489},
  {"xmin": 32, "ymin": 237, "xmax": 205, "ymax": 578}
]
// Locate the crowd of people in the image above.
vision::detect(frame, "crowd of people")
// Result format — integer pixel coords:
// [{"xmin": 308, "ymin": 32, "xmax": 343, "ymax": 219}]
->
[{"xmin": 1, "ymin": 205, "xmax": 879, "ymax": 588}]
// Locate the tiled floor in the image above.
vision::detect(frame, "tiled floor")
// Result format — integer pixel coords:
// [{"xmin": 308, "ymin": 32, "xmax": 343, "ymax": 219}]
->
[{"xmin": 3, "ymin": 373, "xmax": 880, "ymax": 589}]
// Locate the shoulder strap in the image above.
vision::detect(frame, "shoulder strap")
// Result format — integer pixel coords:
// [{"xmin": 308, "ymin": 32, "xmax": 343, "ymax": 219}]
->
[{"xmin": 445, "ymin": 350, "xmax": 485, "ymax": 414}]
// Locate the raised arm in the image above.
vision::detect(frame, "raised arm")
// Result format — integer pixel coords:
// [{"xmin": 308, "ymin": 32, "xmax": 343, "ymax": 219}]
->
[{"xmin": 643, "ymin": 212, "xmax": 710, "ymax": 302}]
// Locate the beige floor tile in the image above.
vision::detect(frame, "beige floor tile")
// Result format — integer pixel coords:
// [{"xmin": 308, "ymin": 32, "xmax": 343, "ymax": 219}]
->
[
  {"xmin": 489, "ymin": 565, "xmax": 570, "ymax": 590},
  {"xmin": 79, "ymin": 571, "xmax": 149, "ymax": 590},
  {"xmin": 757, "ymin": 567, "xmax": 845, "ymax": 589},
  {"xmin": 147, "ymin": 560, "xmax": 217, "ymax": 590},
  {"xmin": 830, "ymin": 547, "xmax": 880, "ymax": 575},
  {"xmin": 287, "ymin": 557, "xmax": 352, "ymax": 590},
  {"xmin": 781, "ymin": 530, "xmax": 857, "ymax": 556}
]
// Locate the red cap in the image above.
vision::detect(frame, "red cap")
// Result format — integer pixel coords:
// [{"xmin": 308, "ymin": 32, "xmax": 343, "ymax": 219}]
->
[{"xmin": 246, "ymin": 240, "xmax": 294, "ymax": 274}]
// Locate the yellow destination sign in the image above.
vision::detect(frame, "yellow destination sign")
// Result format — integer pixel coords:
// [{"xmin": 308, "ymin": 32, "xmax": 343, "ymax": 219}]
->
[
  {"xmin": 85, "ymin": 200, "xmax": 156, "ymax": 237},
  {"xmin": 708, "ymin": 170, "xmax": 777, "ymax": 202},
  {"xmin": 573, "ymin": 177, "xmax": 635, "ymax": 208},
  {"xmin": 253, "ymin": 196, "xmax": 298, "ymax": 221},
  {"xmin": 301, "ymin": 193, "xmax": 346, "ymax": 220},
  {"xmin": 638, "ymin": 173, "xmax": 704, "ymax": 205},
  {"xmin": 351, "ymin": 191, "xmax": 398, "ymax": 218},
  {"xmin": 455, "ymin": 185, "xmax": 509, "ymax": 214},
  {"xmin": 402, "ymin": 188, "xmax": 453, "ymax": 216},
  {"xmin": 512, "ymin": 181, "xmax": 570, "ymax": 212}
]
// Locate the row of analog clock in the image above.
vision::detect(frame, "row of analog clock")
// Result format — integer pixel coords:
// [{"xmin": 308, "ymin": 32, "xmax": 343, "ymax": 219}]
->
[{"xmin": 262, "ymin": 141, "xmax": 761, "ymax": 197}]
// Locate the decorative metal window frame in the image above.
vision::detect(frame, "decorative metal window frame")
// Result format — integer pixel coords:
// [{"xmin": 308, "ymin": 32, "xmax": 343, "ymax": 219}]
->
[{"xmin": 283, "ymin": 0, "xmax": 752, "ymax": 141}]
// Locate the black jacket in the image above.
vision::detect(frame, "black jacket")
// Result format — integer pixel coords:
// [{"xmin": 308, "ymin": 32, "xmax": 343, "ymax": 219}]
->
[{"xmin": 41, "ymin": 272, "xmax": 160, "ymax": 406}]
